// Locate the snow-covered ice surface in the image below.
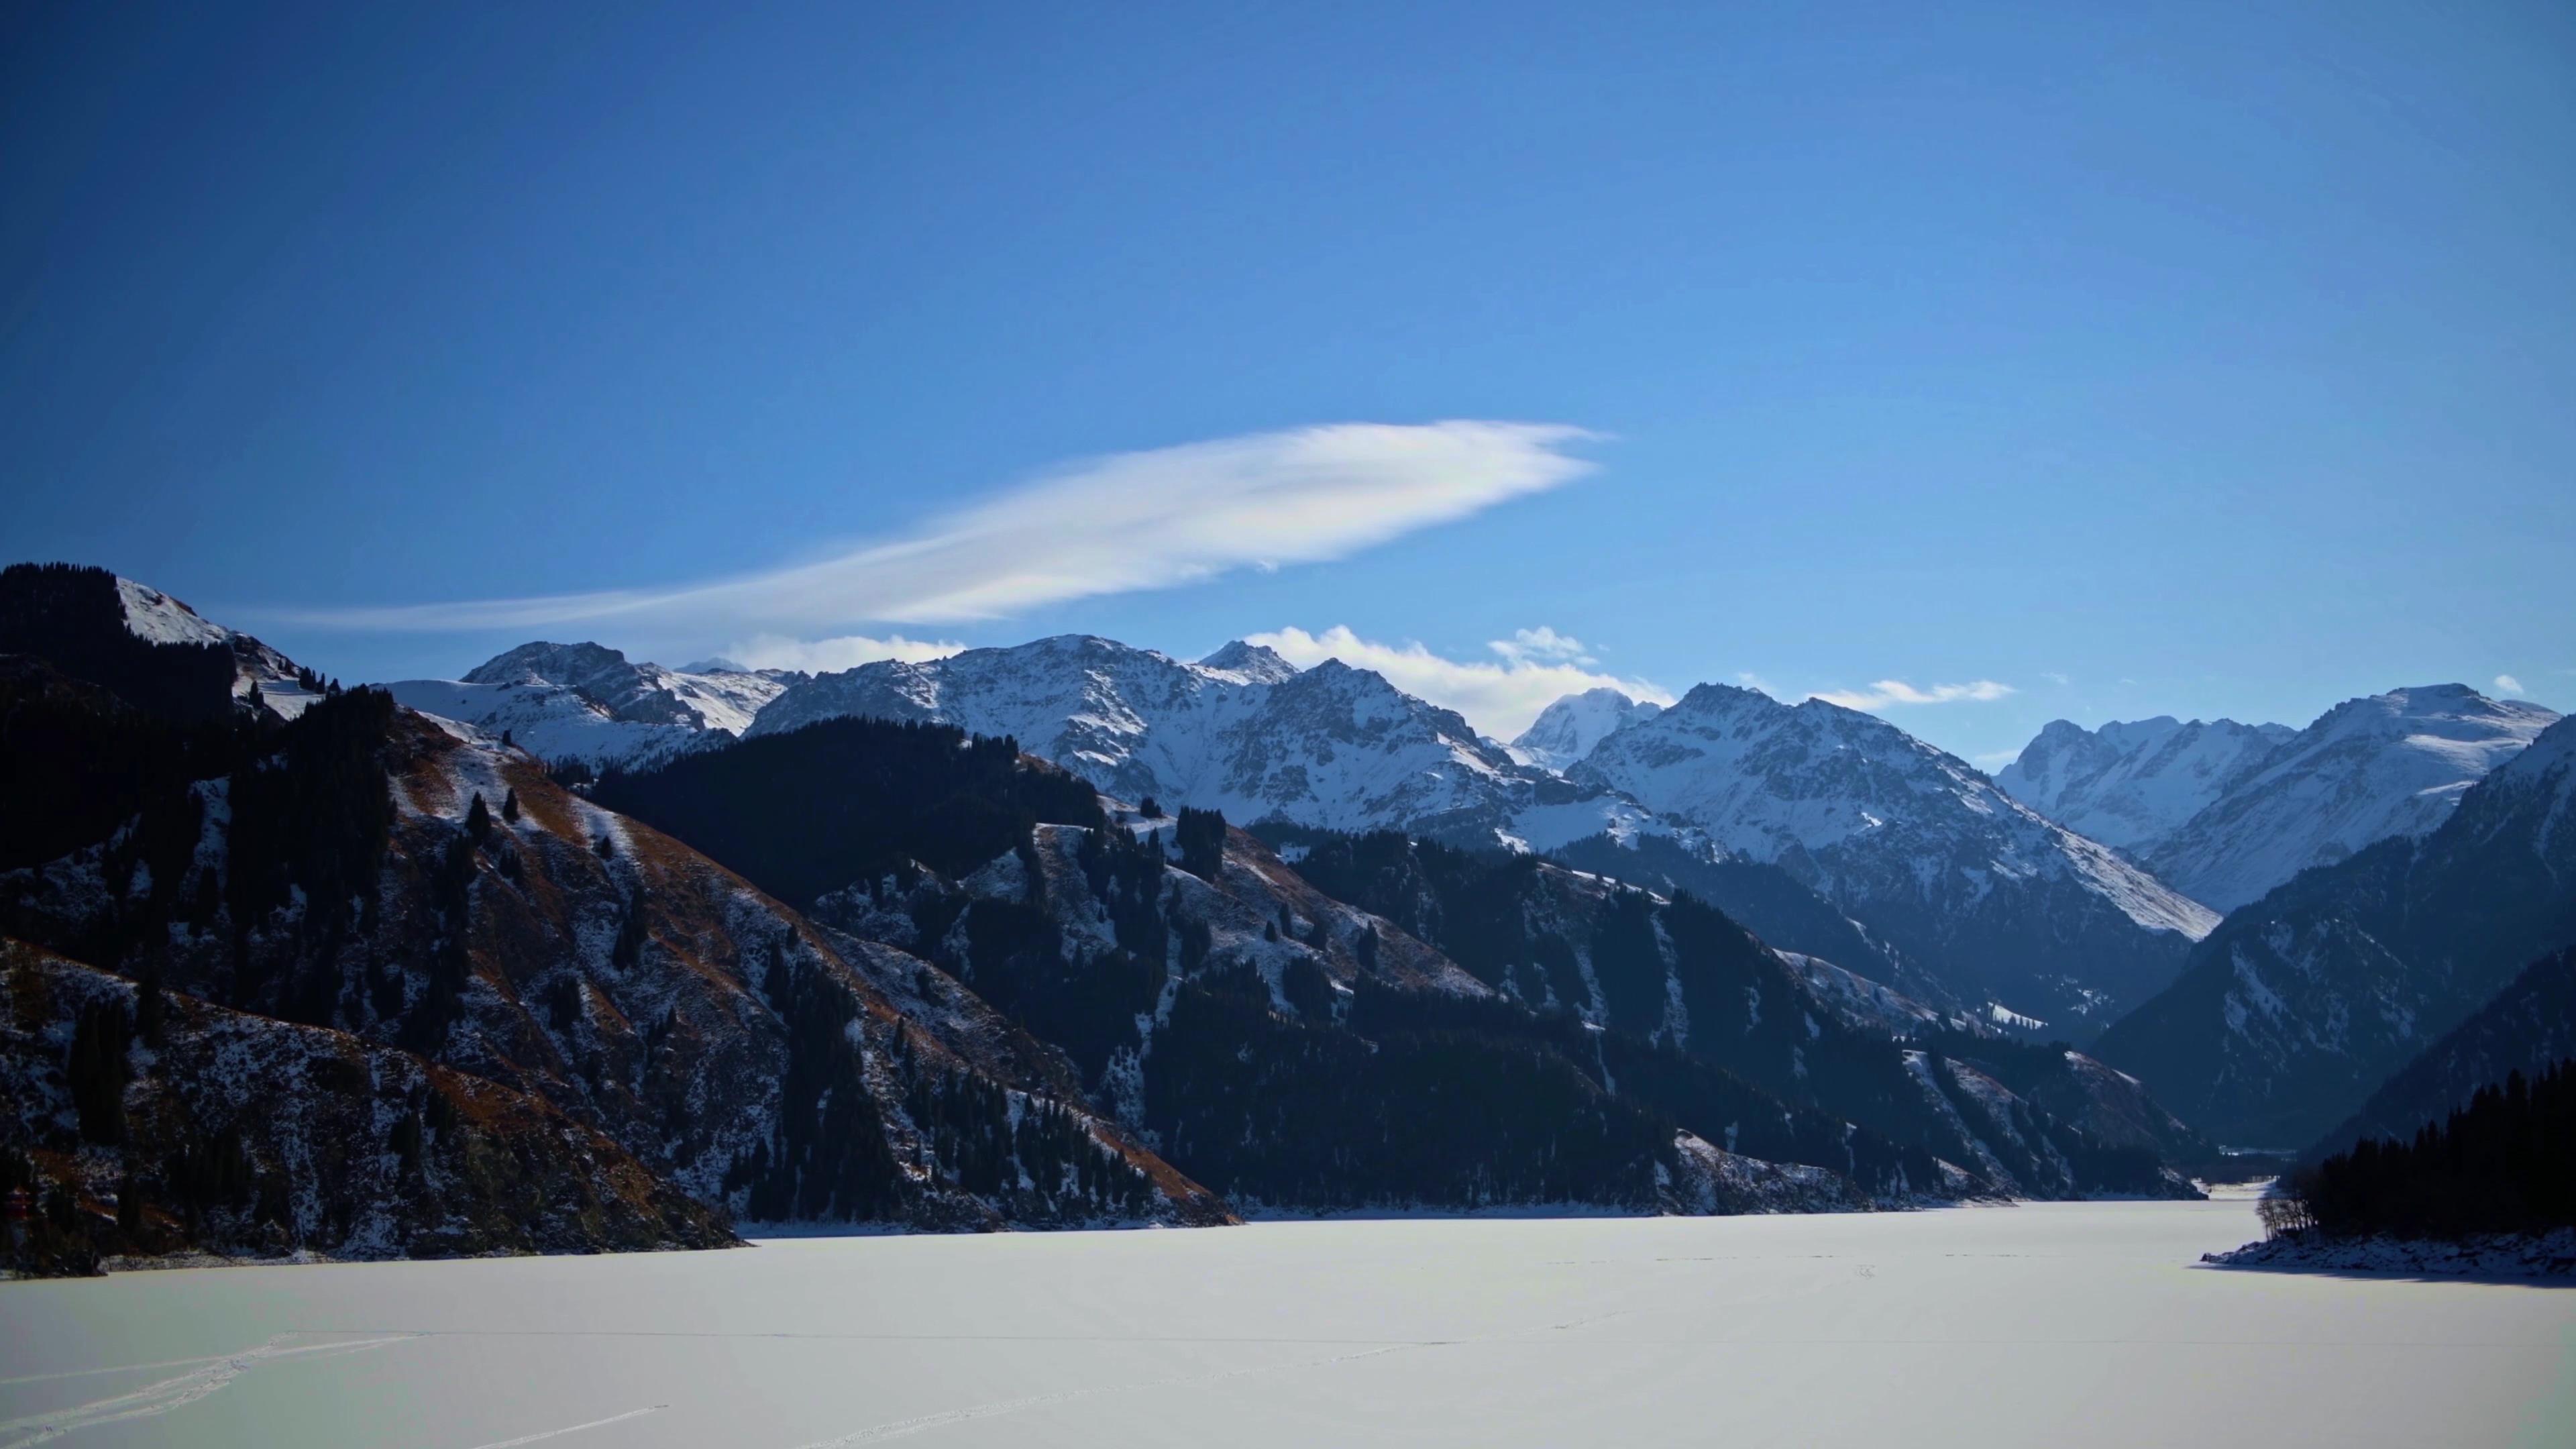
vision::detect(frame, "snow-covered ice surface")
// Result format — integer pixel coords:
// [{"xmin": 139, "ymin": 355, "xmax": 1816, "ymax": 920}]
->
[{"xmin": 5, "ymin": 1201, "xmax": 2571, "ymax": 1448}]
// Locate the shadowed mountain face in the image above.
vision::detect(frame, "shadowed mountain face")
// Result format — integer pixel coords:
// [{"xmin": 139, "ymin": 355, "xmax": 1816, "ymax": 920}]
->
[
  {"xmin": 2306, "ymin": 946, "xmax": 2576, "ymax": 1165},
  {"xmin": 2096, "ymin": 716, "xmax": 2576, "ymax": 1148}
]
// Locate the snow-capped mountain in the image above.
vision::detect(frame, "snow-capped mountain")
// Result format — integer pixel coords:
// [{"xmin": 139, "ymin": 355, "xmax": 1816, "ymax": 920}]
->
[
  {"xmin": 1996, "ymin": 715, "xmax": 2294, "ymax": 853},
  {"xmin": 384, "ymin": 641, "xmax": 800, "ymax": 769},
  {"xmin": 747, "ymin": 635, "xmax": 1655, "ymax": 851},
  {"xmin": 1567, "ymin": 684, "xmax": 2220, "ymax": 1031},
  {"xmin": 2096, "ymin": 714, "xmax": 2576, "ymax": 1147},
  {"xmin": 2140, "ymin": 684, "xmax": 2558, "ymax": 913},
  {"xmin": 1510, "ymin": 687, "xmax": 1662, "ymax": 771}
]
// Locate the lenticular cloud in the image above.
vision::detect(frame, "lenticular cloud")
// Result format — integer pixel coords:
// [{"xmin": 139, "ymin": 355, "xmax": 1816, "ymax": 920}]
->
[{"xmin": 280, "ymin": 421, "xmax": 1598, "ymax": 635}]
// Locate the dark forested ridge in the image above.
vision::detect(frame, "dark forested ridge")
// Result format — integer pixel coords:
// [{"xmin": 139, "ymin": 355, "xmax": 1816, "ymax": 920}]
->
[
  {"xmin": 590, "ymin": 716, "xmax": 1105, "ymax": 906},
  {"xmin": 0, "ymin": 564, "xmax": 240, "ymax": 724},
  {"xmin": 2280, "ymin": 1059, "xmax": 2576, "ymax": 1240}
]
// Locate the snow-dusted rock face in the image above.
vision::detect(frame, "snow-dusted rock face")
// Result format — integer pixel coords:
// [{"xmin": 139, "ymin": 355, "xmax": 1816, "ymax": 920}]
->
[
  {"xmin": 2097, "ymin": 716, "xmax": 2576, "ymax": 1148},
  {"xmin": 749, "ymin": 635, "xmax": 1653, "ymax": 851},
  {"xmin": 1510, "ymin": 688, "xmax": 1662, "ymax": 771},
  {"xmin": 2141, "ymin": 685, "xmax": 2558, "ymax": 914},
  {"xmin": 384, "ymin": 641, "xmax": 801, "ymax": 770},
  {"xmin": 1568, "ymin": 684, "xmax": 2219, "ymax": 1030},
  {"xmin": 0, "ymin": 679, "xmax": 1232, "ymax": 1255},
  {"xmin": 0, "ymin": 938, "xmax": 737, "ymax": 1273},
  {"xmin": 1997, "ymin": 715, "xmax": 2293, "ymax": 853}
]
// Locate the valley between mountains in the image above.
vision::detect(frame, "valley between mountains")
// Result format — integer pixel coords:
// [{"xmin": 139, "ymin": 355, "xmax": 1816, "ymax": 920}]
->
[{"xmin": 4, "ymin": 561, "xmax": 2570, "ymax": 1273}]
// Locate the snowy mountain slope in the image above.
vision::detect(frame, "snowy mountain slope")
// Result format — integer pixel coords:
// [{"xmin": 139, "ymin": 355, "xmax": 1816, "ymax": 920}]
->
[
  {"xmin": 383, "ymin": 641, "xmax": 801, "ymax": 770},
  {"xmin": 2096, "ymin": 715, "xmax": 2576, "ymax": 1147},
  {"xmin": 0, "ymin": 563, "xmax": 321, "ymax": 723},
  {"xmin": 1510, "ymin": 688, "xmax": 1662, "ymax": 771},
  {"xmin": 747, "ymin": 635, "xmax": 1656, "ymax": 851},
  {"xmin": 463, "ymin": 641, "xmax": 795, "ymax": 734},
  {"xmin": 1567, "ymin": 684, "xmax": 2218, "ymax": 1031},
  {"xmin": 110, "ymin": 576, "xmax": 325, "ymax": 721},
  {"xmin": 1996, "ymin": 715, "xmax": 2293, "ymax": 852},
  {"xmin": 2141, "ymin": 685, "xmax": 2558, "ymax": 913}
]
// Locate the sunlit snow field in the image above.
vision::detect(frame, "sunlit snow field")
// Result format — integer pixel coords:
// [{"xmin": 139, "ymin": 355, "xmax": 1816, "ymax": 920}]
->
[{"xmin": 4, "ymin": 1200, "xmax": 2570, "ymax": 1448}]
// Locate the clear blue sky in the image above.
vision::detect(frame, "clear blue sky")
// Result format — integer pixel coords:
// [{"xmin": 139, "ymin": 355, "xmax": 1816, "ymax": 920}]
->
[{"xmin": 5, "ymin": 0, "xmax": 2570, "ymax": 761}]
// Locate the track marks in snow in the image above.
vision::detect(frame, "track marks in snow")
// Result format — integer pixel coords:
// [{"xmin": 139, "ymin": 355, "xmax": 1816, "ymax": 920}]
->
[
  {"xmin": 462, "ymin": 1404, "xmax": 669, "ymax": 1447},
  {"xmin": 0, "ymin": 1334, "xmax": 414, "ymax": 1448}
]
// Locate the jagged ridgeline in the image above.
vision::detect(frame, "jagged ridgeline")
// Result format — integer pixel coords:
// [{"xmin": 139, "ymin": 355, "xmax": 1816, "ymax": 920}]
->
[
  {"xmin": 597, "ymin": 724, "xmax": 2196, "ymax": 1211},
  {"xmin": 2, "ymin": 629, "xmax": 1226, "ymax": 1275}
]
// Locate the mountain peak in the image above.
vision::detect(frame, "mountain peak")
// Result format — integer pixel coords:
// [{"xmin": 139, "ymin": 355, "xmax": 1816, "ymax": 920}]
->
[
  {"xmin": 1511, "ymin": 687, "xmax": 1662, "ymax": 772},
  {"xmin": 1196, "ymin": 640, "xmax": 1299, "ymax": 684},
  {"xmin": 1995, "ymin": 713, "xmax": 2292, "ymax": 853},
  {"xmin": 462, "ymin": 640, "xmax": 635, "ymax": 687}
]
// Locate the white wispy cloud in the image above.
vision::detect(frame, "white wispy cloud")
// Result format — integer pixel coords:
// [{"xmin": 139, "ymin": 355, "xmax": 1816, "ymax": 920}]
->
[
  {"xmin": 1489, "ymin": 626, "xmax": 1595, "ymax": 666},
  {"xmin": 1244, "ymin": 625, "xmax": 1672, "ymax": 739},
  {"xmin": 1809, "ymin": 678, "xmax": 2017, "ymax": 710},
  {"xmin": 1972, "ymin": 749, "xmax": 2022, "ymax": 769},
  {"xmin": 722, "ymin": 633, "xmax": 967, "ymax": 673},
  {"xmin": 2041, "ymin": 671, "xmax": 2071, "ymax": 686},
  {"xmin": 276, "ymin": 421, "xmax": 1597, "ymax": 635},
  {"xmin": 2495, "ymin": 674, "xmax": 2526, "ymax": 696}
]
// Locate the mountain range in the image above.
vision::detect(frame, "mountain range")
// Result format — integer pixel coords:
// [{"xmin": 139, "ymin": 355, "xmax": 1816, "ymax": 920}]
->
[
  {"xmin": 9, "ymin": 558, "xmax": 2570, "ymax": 1274},
  {"xmin": 1567, "ymin": 684, "xmax": 2218, "ymax": 1032},
  {"xmin": 386, "ymin": 641, "xmax": 802, "ymax": 771},
  {"xmin": 2093, "ymin": 713, "xmax": 2576, "ymax": 1146},
  {"xmin": 1999, "ymin": 688, "xmax": 2558, "ymax": 912},
  {"xmin": 1, "ymin": 566, "xmax": 2222, "ymax": 1275}
]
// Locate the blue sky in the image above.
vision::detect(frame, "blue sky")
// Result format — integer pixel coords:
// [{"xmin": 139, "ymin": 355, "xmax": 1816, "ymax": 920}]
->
[{"xmin": 5, "ymin": 1, "xmax": 2571, "ymax": 762}]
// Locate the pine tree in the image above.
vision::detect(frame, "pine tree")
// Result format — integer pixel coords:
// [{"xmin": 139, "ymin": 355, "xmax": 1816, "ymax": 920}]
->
[
  {"xmin": 136, "ymin": 961, "xmax": 167, "ymax": 1048},
  {"xmin": 501, "ymin": 787, "xmax": 520, "ymax": 823},
  {"xmin": 115, "ymin": 1172, "xmax": 145, "ymax": 1239},
  {"xmin": 68, "ymin": 1000, "xmax": 131, "ymax": 1144},
  {"xmin": 464, "ymin": 792, "xmax": 492, "ymax": 842}
]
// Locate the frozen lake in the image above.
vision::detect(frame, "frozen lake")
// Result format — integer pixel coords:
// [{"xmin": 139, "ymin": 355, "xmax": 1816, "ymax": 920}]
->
[{"xmin": 3, "ymin": 1199, "xmax": 2569, "ymax": 1447}]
